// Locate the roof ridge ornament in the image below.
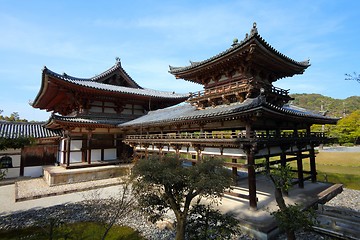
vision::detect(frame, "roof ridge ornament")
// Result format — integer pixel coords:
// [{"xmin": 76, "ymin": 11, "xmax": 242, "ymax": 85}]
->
[
  {"xmin": 250, "ymin": 22, "xmax": 258, "ymax": 36},
  {"xmin": 115, "ymin": 57, "xmax": 121, "ymax": 66},
  {"xmin": 232, "ymin": 38, "xmax": 239, "ymax": 47}
]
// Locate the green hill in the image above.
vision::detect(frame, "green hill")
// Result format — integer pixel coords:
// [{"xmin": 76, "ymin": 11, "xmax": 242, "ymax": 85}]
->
[{"xmin": 289, "ymin": 94, "xmax": 360, "ymax": 118}]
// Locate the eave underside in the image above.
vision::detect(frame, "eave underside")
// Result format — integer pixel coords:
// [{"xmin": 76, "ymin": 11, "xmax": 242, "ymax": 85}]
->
[{"xmin": 33, "ymin": 76, "xmax": 187, "ymax": 115}]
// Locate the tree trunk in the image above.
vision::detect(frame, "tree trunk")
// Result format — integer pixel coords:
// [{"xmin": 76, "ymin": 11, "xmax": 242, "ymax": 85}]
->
[
  {"xmin": 175, "ymin": 216, "xmax": 186, "ymax": 240},
  {"xmin": 274, "ymin": 187, "xmax": 296, "ymax": 240},
  {"xmin": 286, "ymin": 230, "xmax": 296, "ymax": 240},
  {"xmin": 274, "ymin": 186, "xmax": 286, "ymax": 211}
]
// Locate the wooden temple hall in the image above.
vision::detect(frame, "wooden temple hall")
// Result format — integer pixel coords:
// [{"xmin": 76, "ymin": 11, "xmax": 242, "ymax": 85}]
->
[{"xmin": 32, "ymin": 23, "xmax": 337, "ymax": 207}]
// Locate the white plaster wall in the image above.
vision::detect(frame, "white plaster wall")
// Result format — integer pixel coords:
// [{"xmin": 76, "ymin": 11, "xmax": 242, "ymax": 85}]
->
[
  {"xmin": 222, "ymin": 148, "xmax": 246, "ymax": 157},
  {"xmin": 104, "ymin": 148, "xmax": 116, "ymax": 160},
  {"xmin": 11, "ymin": 155, "xmax": 21, "ymax": 167},
  {"xmin": 104, "ymin": 102, "xmax": 115, "ymax": 107},
  {"xmin": 24, "ymin": 166, "xmax": 43, "ymax": 177},
  {"xmin": 187, "ymin": 147, "xmax": 197, "ymax": 154},
  {"xmin": 179, "ymin": 146, "xmax": 188, "ymax": 153},
  {"xmin": 122, "ymin": 109, "xmax": 132, "ymax": 114},
  {"xmin": 203, "ymin": 147, "xmax": 221, "ymax": 155},
  {"xmin": 70, "ymin": 152, "xmax": 82, "ymax": 163},
  {"xmin": 90, "ymin": 106, "xmax": 102, "ymax": 113},
  {"xmin": 70, "ymin": 140, "xmax": 82, "ymax": 151},
  {"xmin": 58, "ymin": 139, "xmax": 65, "ymax": 164},
  {"xmin": 104, "ymin": 108, "xmax": 116, "ymax": 114},
  {"xmin": 4, "ymin": 168, "xmax": 20, "ymax": 178},
  {"xmin": 134, "ymin": 109, "xmax": 143, "ymax": 115},
  {"xmin": 91, "ymin": 149, "xmax": 102, "ymax": 161}
]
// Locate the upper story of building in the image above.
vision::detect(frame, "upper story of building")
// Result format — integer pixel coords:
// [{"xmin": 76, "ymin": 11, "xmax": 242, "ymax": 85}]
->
[
  {"xmin": 32, "ymin": 58, "xmax": 188, "ymax": 129},
  {"xmin": 169, "ymin": 23, "xmax": 310, "ymax": 109}
]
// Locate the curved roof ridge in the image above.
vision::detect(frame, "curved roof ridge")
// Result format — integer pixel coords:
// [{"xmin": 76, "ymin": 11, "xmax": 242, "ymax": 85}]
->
[
  {"xmin": 45, "ymin": 73, "xmax": 189, "ymax": 99},
  {"xmin": 43, "ymin": 67, "xmax": 90, "ymax": 81},
  {"xmin": 169, "ymin": 23, "xmax": 310, "ymax": 74},
  {"xmin": 43, "ymin": 60, "xmax": 142, "ymax": 88},
  {"xmin": 254, "ymin": 34, "xmax": 310, "ymax": 67}
]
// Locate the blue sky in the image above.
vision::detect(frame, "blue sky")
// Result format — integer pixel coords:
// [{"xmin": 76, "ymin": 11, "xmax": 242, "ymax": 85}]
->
[{"xmin": 0, "ymin": 0, "xmax": 359, "ymax": 121}]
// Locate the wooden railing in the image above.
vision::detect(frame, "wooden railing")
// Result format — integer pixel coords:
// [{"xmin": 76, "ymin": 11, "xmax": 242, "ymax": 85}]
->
[
  {"xmin": 187, "ymin": 79, "xmax": 290, "ymax": 101},
  {"xmin": 125, "ymin": 132, "xmax": 326, "ymax": 141}
]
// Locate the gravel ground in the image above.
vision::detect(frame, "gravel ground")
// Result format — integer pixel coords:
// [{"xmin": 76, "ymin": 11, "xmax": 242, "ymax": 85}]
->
[{"xmin": 1, "ymin": 180, "xmax": 359, "ymax": 239}]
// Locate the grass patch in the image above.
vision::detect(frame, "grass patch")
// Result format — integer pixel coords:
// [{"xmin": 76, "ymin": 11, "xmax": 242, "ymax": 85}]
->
[
  {"xmin": 316, "ymin": 171, "xmax": 360, "ymax": 190},
  {"xmin": 289, "ymin": 151, "xmax": 360, "ymax": 190},
  {"xmin": 0, "ymin": 222, "xmax": 145, "ymax": 240}
]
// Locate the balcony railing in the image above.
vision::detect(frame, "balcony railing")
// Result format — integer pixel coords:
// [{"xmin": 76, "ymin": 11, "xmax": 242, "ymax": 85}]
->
[
  {"xmin": 188, "ymin": 79, "xmax": 290, "ymax": 101},
  {"xmin": 125, "ymin": 132, "xmax": 326, "ymax": 141}
]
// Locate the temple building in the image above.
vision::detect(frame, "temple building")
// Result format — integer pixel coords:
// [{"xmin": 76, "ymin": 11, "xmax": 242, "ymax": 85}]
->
[
  {"xmin": 32, "ymin": 59, "xmax": 187, "ymax": 170},
  {"xmin": 6, "ymin": 22, "xmax": 338, "ymax": 208},
  {"xmin": 120, "ymin": 23, "xmax": 338, "ymax": 209},
  {"xmin": 0, "ymin": 121, "xmax": 61, "ymax": 178}
]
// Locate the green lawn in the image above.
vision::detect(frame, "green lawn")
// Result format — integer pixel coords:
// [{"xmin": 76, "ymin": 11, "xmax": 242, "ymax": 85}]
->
[
  {"xmin": 0, "ymin": 222, "xmax": 145, "ymax": 240},
  {"xmin": 290, "ymin": 152, "xmax": 360, "ymax": 190}
]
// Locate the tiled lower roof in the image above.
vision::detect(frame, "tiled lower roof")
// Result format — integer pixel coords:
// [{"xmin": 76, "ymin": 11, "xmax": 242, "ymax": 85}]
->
[
  {"xmin": 0, "ymin": 121, "xmax": 62, "ymax": 139},
  {"xmin": 48, "ymin": 114, "xmax": 132, "ymax": 126},
  {"xmin": 119, "ymin": 97, "xmax": 337, "ymax": 127}
]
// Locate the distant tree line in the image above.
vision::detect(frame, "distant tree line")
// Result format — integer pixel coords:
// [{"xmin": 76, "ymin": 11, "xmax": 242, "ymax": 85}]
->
[
  {"xmin": 289, "ymin": 94, "xmax": 360, "ymax": 118},
  {"xmin": 0, "ymin": 110, "xmax": 28, "ymax": 122},
  {"xmin": 289, "ymin": 95, "xmax": 360, "ymax": 145}
]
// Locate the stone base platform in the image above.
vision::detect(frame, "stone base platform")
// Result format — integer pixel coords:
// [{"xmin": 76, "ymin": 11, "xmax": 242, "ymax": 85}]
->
[
  {"xmin": 215, "ymin": 176, "xmax": 343, "ymax": 240},
  {"xmin": 43, "ymin": 164, "xmax": 132, "ymax": 186}
]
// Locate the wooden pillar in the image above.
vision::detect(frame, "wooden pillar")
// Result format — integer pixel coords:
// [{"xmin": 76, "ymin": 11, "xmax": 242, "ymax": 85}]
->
[
  {"xmin": 194, "ymin": 145, "xmax": 204, "ymax": 163},
  {"xmin": 66, "ymin": 136, "xmax": 71, "ymax": 167},
  {"xmin": 62, "ymin": 139, "xmax": 66, "ymax": 165},
  {"xmin": 232, "ymin": 158, "xmax": 238, "ymax": 179},
  {"xmin": 171, "ymin": 144, "xmax": 182, "ymax": 160},
  {"xmin": 296, "ymin": 146, "xmax": 304, "ymax": 188},
  {"xmin": 246, "ymin": 146, "xmax": 257, "ymax": 209},
  {"xmin": 87, "ymin": 132, "xmax": 92, "ymax": 164},
  {"xmin": 145, "ymin": 146, "xmax": 149, "ymax": 160},
  {"xmin": 265, "ymin": 155, "xmax": 270, "ymax": 174},
  {"xmin": 157, "ymin": 144, "xmax": 164, "ymax": 159},
  {"xmin": 309, "ymin": 143, "xmax": 317, "ymax": 182}
]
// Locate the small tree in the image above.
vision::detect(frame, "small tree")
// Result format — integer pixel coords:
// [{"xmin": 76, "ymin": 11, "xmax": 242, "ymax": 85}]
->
[
  {"xmin": 82, "ymin": 181, "xmax": 136, "ymax": 240},
  {"xmin": 0, "ymin": 136, "xmax": 33, "ymax": 151},
  {"xmin": 186, "ymin": 203, "xmax": 241, "ymax": 240},
  {"xmin": 131, "ymin": 155, "xmax": 232, "ymax": 240},
  {"xmin": 333, "ymin": 110, "xmax": 360, "ymax": 145},
  {"xmin": 267, "ymin": 164, "xmax": 316, "ymax": 240}
]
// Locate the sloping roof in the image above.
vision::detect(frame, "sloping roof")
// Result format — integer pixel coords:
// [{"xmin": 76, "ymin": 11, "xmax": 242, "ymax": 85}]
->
[
  {"xmin": 32, "ymin": 60, "xmax": 189, "ymax": 115},
  {"xmin": 42, "ymin": 67, "xmax": 188, "ymax": 99},
  {"xmin": 169, "ymin": 23, "xmax": 310, "ymax": 82},
  {"xmin": 119, "ymin": 97, "xmax": 337, "ymax": 128},
  {"xmin": 43, "ymin": 114, "xmax": 130, "ymax": 129},
  {"xmin": 0, "ymin": 121, "xmax": 62, "ymax": 139}
]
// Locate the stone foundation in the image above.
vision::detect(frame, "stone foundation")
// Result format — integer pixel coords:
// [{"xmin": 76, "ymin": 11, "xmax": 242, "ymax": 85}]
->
[{"xmin": 43, "ymin": 164, "xmax": 131, "ymax": 186}]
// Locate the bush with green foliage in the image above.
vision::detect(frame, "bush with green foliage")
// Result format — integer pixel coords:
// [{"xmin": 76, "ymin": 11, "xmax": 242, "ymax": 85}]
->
[
  {"xmin": 271, "ymin": 204, "xmax": 317, "ymax": 237},
  {"xmin": 332, "ymin": 110, "xmax": 360, "ymax": 145},
  {"xmin": 267, "ymin": 164, "xmax": 317, "ymax": 240},
  {"xmin": 186, "ymin": 203, "xmax": 241, "ymax": 240},
  {"xmin": 0, "ymin": 137, "xmax": 33, "ymax": 151},
  {"xmin": 131, "ymin": 154, "xmax": 233, "ymax": 240}
]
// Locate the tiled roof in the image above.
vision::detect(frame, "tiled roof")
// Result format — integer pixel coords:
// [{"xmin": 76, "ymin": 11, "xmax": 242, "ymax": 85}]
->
[
  {"xmin": 119, "ymin": 97, "xmax": 337, "ymax": 127},
  {"xmin": 45, "ymin": 114, "xmax": 134, "ymax": 127},
  {"xmin": 169, "ymin": 23, "xmax": 310, "ymax": 74},
  {"xmin": 0, "ymin": 121, "xmax": 62, "ymax": 139},
  {"xmin": 44, "ymin": 67, "xmax": 188, "ymax": 99}
]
